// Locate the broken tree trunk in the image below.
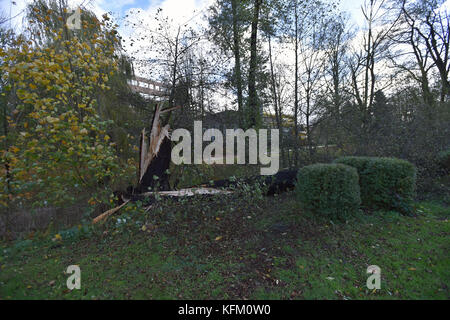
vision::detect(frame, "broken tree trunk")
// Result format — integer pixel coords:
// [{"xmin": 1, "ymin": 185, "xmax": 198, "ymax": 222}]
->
[
  {"xmin": 116, "ymin": 169, "xmax": 298, "ymax": 206},
  {"xmin": 134, "ymin": 103, "xmax": 179, "ymax": 194},
  {"xmin": 93, "ymin": 100, "xmax": 298, "ymax": 224},
  {"xmin": 96, "ymin": 168, "xmax": 298, "ymax": 223},
  {"xmin": 135, "ymin": 138, "xmax": 172, "ymax": 193},
  {"xmin": 92, "ymin": 103, "xmax": 181, "ymax": 224}
]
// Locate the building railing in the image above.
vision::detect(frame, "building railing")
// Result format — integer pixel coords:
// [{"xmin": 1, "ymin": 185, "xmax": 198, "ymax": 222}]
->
[{"xmin": 128, "ymin": 77, "xmax": 169, "ymax": 97}]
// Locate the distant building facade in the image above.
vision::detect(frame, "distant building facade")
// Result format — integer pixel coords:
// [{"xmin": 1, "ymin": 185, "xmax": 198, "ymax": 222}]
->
[{"xmin": 128, "ymin": 77, "xmax": 169, "ymax": 101}]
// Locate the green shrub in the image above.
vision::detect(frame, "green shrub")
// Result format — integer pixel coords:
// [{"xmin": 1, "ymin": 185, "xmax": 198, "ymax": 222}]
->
[
  {"xmin": 295, "ymin": 163, "xmax": 361, "ymax": 220},
  {"xmin": 437, "ymin": 150, "xmax": 450, "ymax": 170},
  {"xmin": 334, "ymin": 156, "xmax": 416, "ymax": 213},
  {"xmin": 333, "ymin": 156, "xmax": 373, "ymax": 172}
]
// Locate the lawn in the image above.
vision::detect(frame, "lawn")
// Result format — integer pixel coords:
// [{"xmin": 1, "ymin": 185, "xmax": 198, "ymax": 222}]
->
[{"xmin": 0, "ymin": 187, "xmax": 449, "ymax": 300}]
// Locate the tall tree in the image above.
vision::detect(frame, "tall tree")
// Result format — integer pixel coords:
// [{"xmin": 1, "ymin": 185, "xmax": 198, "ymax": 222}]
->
[
  {"xmin": 231, "ymin": 0, "xmax": 245, "ymax": 124},
  {"xmin": 247, "ymin": 0, "xmax": 263, "ymax": 128},
  {"xmin": 208, "ymin": 0, "xmax": 250, "ymax": 123},
  {"xmin": 323, "ymin": 15, "xmax": 353, "ymax": 149},
  {"xmin": 348, "ymin": 0, "xmax": 399, "ymax": 152}
]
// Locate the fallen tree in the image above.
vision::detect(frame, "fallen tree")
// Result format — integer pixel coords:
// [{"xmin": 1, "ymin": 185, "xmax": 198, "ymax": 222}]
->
[
  {"xmin": 93, "ymin": 103, "xmax": 299, "ymax": 223},
  {"xmin": 96, "ymin": 168, "xmax": 299, "ymax": 224}
]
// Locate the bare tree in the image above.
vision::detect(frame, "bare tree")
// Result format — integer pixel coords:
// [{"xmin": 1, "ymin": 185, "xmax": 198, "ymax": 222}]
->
[
  {"xmin": 395, "ymin": 0, "xmax": 450, "ymax": 102},
  {"xmin": 298, "ymin": 10, "xmax": 328, "ymax": 157},
  {"xmin": 126, "ymin": 10, "xmax": 202, "ymax": 108},
  {"xmin": 322, "ymin": 15, "xmax": 354, "ymax": 149},
  {"xmin": 348, "ymin": 0, "xmax": 400, "ymax": 151}
]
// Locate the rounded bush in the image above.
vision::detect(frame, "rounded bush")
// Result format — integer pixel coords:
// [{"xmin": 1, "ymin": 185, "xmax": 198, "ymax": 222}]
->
[
  {"xmin": 295, "ymin": 163, "xmax": 361, "ymax": 220},
  {"xmin": 334, "ymin": 156, "xmax": 416, "ymax": 212},
  {"xmin": 437, "ymin": 150, "xmax": 450, "ymax": 171}
]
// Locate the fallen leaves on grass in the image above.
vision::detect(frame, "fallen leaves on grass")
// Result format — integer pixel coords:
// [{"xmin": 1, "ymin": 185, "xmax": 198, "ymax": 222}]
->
[{"xmin": 52, "ymin": 234, "xmax": 62, "ymax": 242}]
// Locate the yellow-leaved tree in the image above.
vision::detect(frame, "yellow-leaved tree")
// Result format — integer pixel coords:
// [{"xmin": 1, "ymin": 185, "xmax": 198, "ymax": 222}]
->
[{"xmin": 0, "ymin": 3, "xmax": 133, "ymax": 210}]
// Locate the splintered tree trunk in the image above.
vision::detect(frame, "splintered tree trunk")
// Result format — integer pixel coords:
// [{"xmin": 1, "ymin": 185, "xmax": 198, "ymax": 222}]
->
[
  {"xmin": 135, "ymin": 103, "xmax": 179, "ymax": 194},
  {"xmin": 136, "ymin": 138, "xmax": 171, "ymax": 193}
]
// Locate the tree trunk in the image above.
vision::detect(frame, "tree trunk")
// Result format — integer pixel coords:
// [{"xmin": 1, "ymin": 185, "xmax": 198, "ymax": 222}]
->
[
  {"xmin": 293, "ymin": 1, "xmax": 299, "ymax": 166},
  {"xmin": 231, "ymin": 0, "xmax": 244, "ymax": 126},
  {"xmin": 268, "ymin": 36, "xmax": 284, "ymax": 166},
  {"xmin": 135, "ymin": 138, "xmax": 171, "ymax": 193},
  {"xmin": 169, "ymin": 27, "xmax": 181, "ymax": 108},
  {"xmin": 247, "ymin": 0, "xmax": 262, "ymax": 128},
  {"xmin": 134, "ymin": 104, "xmax": 179, "ymax": 194}
]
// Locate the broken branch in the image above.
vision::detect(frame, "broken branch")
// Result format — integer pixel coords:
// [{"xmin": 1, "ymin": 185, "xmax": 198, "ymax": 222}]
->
[{"xmin": 92, "ymin": 200, "xmax": 130, "ymax": 224}]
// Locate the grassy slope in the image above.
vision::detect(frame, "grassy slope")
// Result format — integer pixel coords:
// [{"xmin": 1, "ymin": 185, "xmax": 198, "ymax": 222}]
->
[{"xmin": 0, "ymin": 191, "xmax": 449, "ymax": 300}]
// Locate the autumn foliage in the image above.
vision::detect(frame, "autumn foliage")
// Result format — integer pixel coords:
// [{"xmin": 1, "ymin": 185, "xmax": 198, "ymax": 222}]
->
[{"xmin": 0, "ymin": 7, "xmax": 133, "ymax": 209}]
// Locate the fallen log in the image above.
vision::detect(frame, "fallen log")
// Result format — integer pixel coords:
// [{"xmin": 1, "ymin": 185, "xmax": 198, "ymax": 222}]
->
[
  {"xmin": 114, "ymin": 168, "xmax": 298, "ymax": 207},
  {"xmin": 208, "ymin": 169, "xmax": 299, "ymax": 196},
  {"xmin": 139, "ymin": 188, "xmax": 233, "ymax": 198},
  {"xmin": 117, "ymin": 187, "xmax": 232, "ymax": 205},
  {"xmin": 97, "ymin": 170, "xmax": 298, "ymax": 224}
]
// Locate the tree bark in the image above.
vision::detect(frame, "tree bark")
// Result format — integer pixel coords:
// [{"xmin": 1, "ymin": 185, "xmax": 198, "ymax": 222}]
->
[
  {"xmin": 247, "ymin": 0, "xmax": 263, "ymax": 128},
  {"xmin": 268, "ymin": 36, "xmax": 284, "ymax": 166},
  {"xmin": 134, "ymin": 104, "xmax": 177, "ymax": 194},
  {"xmin": 293, "ymin": 1, "xmax": 299, "ymax": 166},
  {"xmin": 231, "ymin": 0, "xmax": 244, "ymax": 126}
]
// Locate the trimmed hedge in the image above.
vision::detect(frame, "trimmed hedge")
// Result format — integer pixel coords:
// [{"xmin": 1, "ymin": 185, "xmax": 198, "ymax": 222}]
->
[
  {"xmin": 295, "ymin": 163, "xmax": 361, "ymax": 220},
  {"xmin": 437, "ymin": 150, "xmax": 450, "ymax": 170},
  {"xmin": 334, "ymin": 156, "xmax": 416, "ymax": 212}
]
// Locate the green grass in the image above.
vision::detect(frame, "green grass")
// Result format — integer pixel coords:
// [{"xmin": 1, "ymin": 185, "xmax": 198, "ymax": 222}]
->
[{"xmin": 0, "ymin": 191, "xmax": 449, "ymax": 300}]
